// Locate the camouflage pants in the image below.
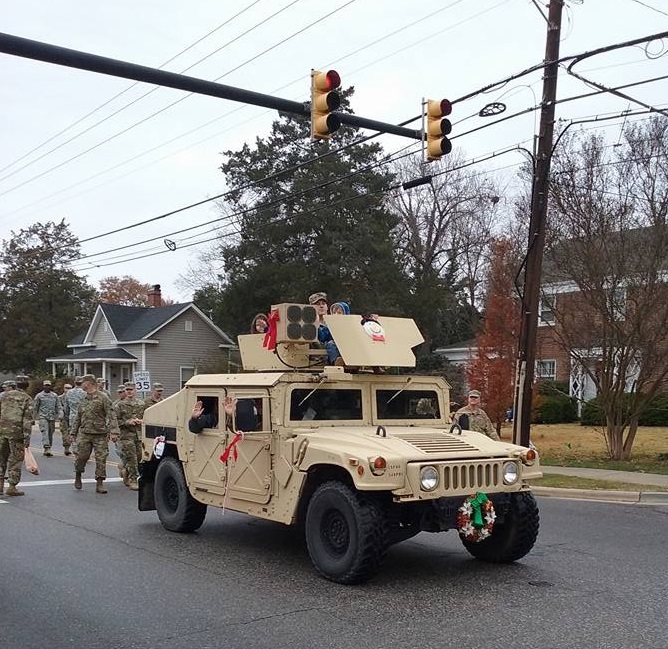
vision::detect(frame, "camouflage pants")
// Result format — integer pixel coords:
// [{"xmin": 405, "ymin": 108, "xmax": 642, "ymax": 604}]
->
[
  {"xmin": 0, "ymin": 436, "xmax": 25, "ymax": 488},
  {"xmin": 74, "ymin": 433, "xmax": 108, "ymax": 480},
  {"xmin": 118, "ymin": 432, "xmax": 141, "ymax": 480},
  {"xmin": 60, "ymin": 418, "xmax": 70, "ymax": 450},
  {"xmin": 39, "ymin": 418, "xmax": 56, "ymax": 448}
]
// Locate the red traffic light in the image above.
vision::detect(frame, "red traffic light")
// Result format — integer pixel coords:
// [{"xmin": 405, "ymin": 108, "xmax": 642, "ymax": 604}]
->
[{"xmin": 324, "ymin": 70, "xmax": 341, "ymax": 91}]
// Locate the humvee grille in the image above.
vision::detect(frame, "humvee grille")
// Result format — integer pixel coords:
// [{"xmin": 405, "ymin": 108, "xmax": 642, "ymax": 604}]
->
[
  {"xmin": 394, "ymin": 432, "xmax": 478, "ymax": 453},
  {"xmin": 442, "ymin": 462, "xmax": 503, "ymax": 490}
]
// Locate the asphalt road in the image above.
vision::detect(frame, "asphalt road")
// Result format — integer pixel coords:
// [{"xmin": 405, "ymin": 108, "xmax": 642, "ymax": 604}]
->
[{"xmin": 2, "ymin": 448, "xmax": 667, "ymax": 649}]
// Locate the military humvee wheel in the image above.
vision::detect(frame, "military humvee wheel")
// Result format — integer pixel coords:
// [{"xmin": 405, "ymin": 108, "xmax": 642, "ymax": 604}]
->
[
  {"xmin": 461, "ymin": 492, "xmax": 539, "ymax": 562},
  {"xmin": 154, "ymin": 457, "xmax": 207, "ymax": 533},
  {"xmin": 305, "ymin": 481, "xmax": 389, "ymax": 584}
]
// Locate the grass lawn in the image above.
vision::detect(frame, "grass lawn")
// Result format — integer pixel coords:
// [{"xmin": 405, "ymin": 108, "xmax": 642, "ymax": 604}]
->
[
  {"xmin": 529, "ymin": 474, "xmax": 668, "ymax": 492},
  {"xmin": 498, "ymin": 423, "xmax": 668, "ymax": 474}
]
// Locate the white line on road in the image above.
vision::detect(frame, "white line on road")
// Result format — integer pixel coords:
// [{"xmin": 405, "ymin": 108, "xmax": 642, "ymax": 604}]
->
[{"xmin": 10, "ymin": 478, "xmax": 124, "ymax": 488}]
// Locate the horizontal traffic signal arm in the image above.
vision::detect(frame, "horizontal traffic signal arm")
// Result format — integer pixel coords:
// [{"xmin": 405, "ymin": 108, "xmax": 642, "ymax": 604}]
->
[{"xmin": 0, "ymin": 32, "xmax": 423, "ymax": 140}]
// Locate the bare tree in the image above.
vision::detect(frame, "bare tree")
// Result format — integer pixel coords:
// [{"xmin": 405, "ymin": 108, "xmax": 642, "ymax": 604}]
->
[{"xmin": 543, "ymin": 118, "xmax": 668, "ymax": 459}]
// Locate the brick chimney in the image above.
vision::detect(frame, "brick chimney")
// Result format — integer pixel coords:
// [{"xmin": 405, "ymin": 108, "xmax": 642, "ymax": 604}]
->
[{"xmin": 147, "ymin": 284, "xmax": 162, "ymax": 307}]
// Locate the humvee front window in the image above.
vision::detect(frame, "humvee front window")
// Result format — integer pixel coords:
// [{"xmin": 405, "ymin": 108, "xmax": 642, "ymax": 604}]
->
[
  {"xmin": 376, "ymin": 389, "xmax": 441, "ymax": 420},
  {"xmin": 290, "ymin": 388, "xmax": 363, "ymax": 421}
]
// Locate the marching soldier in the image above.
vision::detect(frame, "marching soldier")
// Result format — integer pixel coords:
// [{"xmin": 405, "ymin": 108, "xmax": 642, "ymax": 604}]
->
[
  {"xmin": 143, "ymin": 382, "xmax": 164, "ymax": 408},
  {"xmin": 64, "ymin": 377, "xmax": 86, "ymax": 454},
  {"xmin": 114, "ymin": 382, "xmax": 145, "ymax": 491},
  {"xmin": 0, "ymin": 376, "xmax": 33, "ymax": 496},
  {"xmin": 33, "ymin": 379, "xmax": 63, "ymax": 457},
  {"xmin": 59, "ymin": 383, "xmax": 73, "ymax": 455},
  {"xmin": 72, "ymin": 375, "xmax": 120, "ymax": 494}
]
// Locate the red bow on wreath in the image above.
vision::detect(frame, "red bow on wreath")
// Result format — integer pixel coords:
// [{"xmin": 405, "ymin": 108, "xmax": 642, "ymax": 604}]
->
[
  {"xmin": 220, "ymin": 432, "xmax": 244, "ymax": 464},
  {"xmin": 263, "ymin": 310, "xmax": 280, "ymax": 351}
]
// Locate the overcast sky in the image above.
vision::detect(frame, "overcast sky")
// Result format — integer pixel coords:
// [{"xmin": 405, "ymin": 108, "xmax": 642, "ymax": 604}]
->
[{"xmin": 1, "ymin": 0, "xmax": 666, "ymax": 302}]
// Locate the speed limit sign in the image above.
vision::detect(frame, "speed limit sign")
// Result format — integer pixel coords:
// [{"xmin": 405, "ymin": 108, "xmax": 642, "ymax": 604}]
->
[{"xmin": 133, "ymin": 370, "xmax": 151, "ymax": 392}]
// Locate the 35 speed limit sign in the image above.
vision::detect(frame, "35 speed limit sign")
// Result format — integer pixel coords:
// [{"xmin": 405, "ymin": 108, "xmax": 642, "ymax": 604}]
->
[{"xmin": 133, "ymin": 371, "xmax": 151, "ymax": 392}]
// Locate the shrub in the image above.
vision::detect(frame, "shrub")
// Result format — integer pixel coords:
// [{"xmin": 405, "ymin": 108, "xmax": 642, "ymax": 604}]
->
[
  {"xmin": 581, "ymin": 393, "xmax": 668, "ymax": 426},
  {"xmin": 534, "ymin": 393, "xmax": 578, "ymax": 424}
]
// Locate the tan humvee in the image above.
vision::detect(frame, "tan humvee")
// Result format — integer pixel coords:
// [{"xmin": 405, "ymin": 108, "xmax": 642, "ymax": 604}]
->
[{"xmin": 139, "ymin": 304, "xmax": 541, "ymax": 584}]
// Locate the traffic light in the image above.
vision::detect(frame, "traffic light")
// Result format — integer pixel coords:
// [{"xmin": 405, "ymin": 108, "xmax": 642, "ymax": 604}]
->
[
  {"xmin": 310, "ymin": 69, "xmax": 342, "ymax": 140},
  {"xmin": 425, "ymin": 98, "xmax": 452, "ymax": 161}
]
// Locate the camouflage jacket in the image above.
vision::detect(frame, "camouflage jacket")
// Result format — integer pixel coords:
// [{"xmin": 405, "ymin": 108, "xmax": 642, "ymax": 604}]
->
[
  {"xmin": 0, "ymin": 389, "xmax": 34, "ymax": 440},
  {"xmin": 64, "ymin": 387, "xmax": 86, "ymax": 428},
  {"xmin": 34, "ymin": 390, "xmax": 63, "ymax": 420},
  {"xmin": 454, "ymin": 405, "xmax": 500, "ymax": 441},
  {"xmin": 143, "ymin": 395, "xmax": 162, "ymax": 408},
  {"xmin": 115, "ymin": 397, "xmax": 145, "ymax": 434},
  {"xmin": 72, "ymin": 391, "xmax": 120, "ymax": 437}
]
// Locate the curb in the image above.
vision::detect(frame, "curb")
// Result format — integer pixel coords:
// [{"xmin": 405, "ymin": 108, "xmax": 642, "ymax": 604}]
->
[{"xmin": 532, "ymin": 486, "xmax": 668, "ymax": 504}]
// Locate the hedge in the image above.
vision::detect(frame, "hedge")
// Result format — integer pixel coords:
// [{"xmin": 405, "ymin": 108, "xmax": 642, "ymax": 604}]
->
[{"xmin": 580, "ymin": 394, "xmax": 668, "ymax": 426}]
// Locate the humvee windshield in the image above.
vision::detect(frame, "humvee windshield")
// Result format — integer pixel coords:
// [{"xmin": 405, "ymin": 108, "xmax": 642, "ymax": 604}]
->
[
  {"xmin": 290, "ymin": 388, "xmax": 363, "ymax": 421},
  {"xmin": 376, "ymin": 389, "xmax": 441, "ymax": 420}
]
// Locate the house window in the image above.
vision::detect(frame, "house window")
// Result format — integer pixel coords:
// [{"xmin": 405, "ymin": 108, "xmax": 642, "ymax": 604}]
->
[
  {"xmin": 609, "ymin": 287, "xmax": 626, "ymax": 321},
  {"xmin": 180, "ymin": 366, "xmax": 195, "ymax": 388},
  {"xmin": 184, "ymin": 320, "xmax": 193, "ymax": 332},
  {"xmin": 538, "ymin": 294, "xmax": 555, "ymax": 326},
  {"xmin": 536, "ymin": 359, "xmax": 556, "ymax": 381}
]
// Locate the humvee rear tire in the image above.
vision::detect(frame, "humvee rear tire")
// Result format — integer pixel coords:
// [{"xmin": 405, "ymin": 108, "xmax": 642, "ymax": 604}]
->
[
  {"xmin": 462, "ymin": 492, "xmax": 539, "ymax": 563},
  {"xmin": 305, "ymin": 481, "xmax": 388, "ymax": 584},
  {"xmin": 154, "ymin": 457, "xmax": 207, "ymax": 533}
]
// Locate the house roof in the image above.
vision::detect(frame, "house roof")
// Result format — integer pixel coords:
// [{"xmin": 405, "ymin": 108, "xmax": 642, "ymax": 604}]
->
[
  {"xmin": 68, "ymin": 302, "xmax": 235, "ymax": 347},
  {"xmin": 101, "ymin": 302, "xmax": 189, "ymax": 340},
  {"xmin": 47, "ymin": 347, "xmax": 138, "ymax": 363}
]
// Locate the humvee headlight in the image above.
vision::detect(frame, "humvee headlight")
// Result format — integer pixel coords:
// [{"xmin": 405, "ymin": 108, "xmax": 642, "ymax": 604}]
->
[
  {"xmin": 503, "ymin": 461, "xmax": 519, "ymax": 485},
  {"xmin": 420, "ymin": 466, "xmax": 439, "ymax": 491}
]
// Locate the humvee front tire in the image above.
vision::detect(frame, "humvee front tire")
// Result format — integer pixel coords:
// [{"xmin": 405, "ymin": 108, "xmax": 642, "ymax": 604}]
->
[
  {"xmin": 154, "ymin": 457, "xmax": 207, "ymax": 533},
  {"xmin": 305, "ymin": 481, "xmax": 388, "ymax": 584},
  {"xmin": 462, "ymin": 492, "xmax": 539, "ymax": 563}
]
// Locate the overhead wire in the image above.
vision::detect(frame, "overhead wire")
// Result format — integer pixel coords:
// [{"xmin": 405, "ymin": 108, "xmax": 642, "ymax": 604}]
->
[
  {"xmin": 0, "ymin": 0, "xmax": 356, "ymax": 200},
  {"xmin": 0, "ymin": 0, "xmax": 267, "ymax": 179}
]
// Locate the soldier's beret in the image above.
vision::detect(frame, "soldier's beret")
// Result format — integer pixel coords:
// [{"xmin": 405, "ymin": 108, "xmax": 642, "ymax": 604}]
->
[{"xmin": 43, "ymin": 379, "xmax": 52, "ymax": 386}]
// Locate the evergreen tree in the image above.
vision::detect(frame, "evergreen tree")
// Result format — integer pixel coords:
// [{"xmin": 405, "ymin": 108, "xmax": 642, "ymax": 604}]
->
[
  {"xmin": 0, "ymin": 220, "xmax": 96, "ymax": 372},
  {"xmin": 189, "ymin": 88, "xmax": 410, "ymax": 337}
]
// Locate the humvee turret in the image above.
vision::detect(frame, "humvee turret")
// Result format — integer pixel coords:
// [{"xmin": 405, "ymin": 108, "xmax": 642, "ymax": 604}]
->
[{"xmin": 139, "ymin": 304, "xmax": 541, "ymax": 584}]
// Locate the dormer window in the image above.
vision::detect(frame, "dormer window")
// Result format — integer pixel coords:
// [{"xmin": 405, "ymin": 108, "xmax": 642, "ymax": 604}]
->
[{"xmin": 185, "ymin": 320, "xmax": 193, "ymax": 332}]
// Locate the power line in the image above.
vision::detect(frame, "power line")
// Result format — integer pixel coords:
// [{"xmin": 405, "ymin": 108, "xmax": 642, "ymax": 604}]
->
[
  {"xmin": 0, "ymin": 0, "xmax": 266, "ymax": 178},
  {"xmin": 627, "ymin": 0, "xmax": 668, "ymax": 18},
  {"xmin": 0, "ymin": 1, "xmax": 359, "ymax": 200}
]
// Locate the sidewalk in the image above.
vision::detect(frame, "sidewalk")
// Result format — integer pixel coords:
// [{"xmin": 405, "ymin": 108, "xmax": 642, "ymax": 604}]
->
[
  {"xmin": 541, "ymin": 465, "xmax": 668, "ymax": 487},
  {"xmin": 534, "ymin": 465, "xmax": 668, "ymax": 504}
]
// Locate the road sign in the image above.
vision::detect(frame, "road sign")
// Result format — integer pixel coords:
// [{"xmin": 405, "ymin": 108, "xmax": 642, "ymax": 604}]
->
[{"xmin": 133, "ymin": 371, "xmax": 151, "ymax": 392}]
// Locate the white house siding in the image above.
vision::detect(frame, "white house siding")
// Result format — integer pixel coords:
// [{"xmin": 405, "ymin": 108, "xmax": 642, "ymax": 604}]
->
[
  {"xmin": 89, "ymin": 315, "xmax": 116, "ymax": 347},
  {"xmin": 144, "ymin": 311, "xmax": 231, "ymax": 396}
]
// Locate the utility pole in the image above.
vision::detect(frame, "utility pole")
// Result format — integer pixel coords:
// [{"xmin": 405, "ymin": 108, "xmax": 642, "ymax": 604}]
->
[{"xmin": 512, "ymin": 0, "xmax": 564, "ymax": 447}]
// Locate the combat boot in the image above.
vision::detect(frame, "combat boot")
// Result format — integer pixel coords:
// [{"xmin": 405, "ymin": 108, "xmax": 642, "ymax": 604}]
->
[
  {"xmin": 64, "ymin": 447, "xmax": 72, "ymax": 456},
  {"xmin": 95, "ymin": 478, "xmax": 107, "ymax": 494},
  {"xmin": 6, "ymin": 485, "xmax": 25, "ymax": 496},
  {"xmin": 74, "ymin": 472, "xmax": 83, "ymax": 490},
  {"xmin": 128, "ymin": 478, "xmax": 139, "ymax": 491},
  {"xmin": 44, "ymin": 447, "xmax": 53, "ymax": 457}
]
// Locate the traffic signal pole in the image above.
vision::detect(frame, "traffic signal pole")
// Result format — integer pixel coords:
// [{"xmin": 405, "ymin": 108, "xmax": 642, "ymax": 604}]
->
[
  {"xmin": 0, "ymin": 32, "xmax": 422, "ymax": 141},
  {"xmin": 512, "ymin": 0, "xmax": 564, "ymax": 447}
]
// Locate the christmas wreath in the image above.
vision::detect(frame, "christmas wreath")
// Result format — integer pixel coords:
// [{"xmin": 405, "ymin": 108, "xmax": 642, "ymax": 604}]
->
[{"xmin": 456, "ymin": 492, "xmax": 496, "ymax": 543}]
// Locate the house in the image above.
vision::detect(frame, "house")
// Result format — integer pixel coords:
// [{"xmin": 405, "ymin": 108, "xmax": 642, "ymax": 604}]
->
[{"xmin": 46, "ymin": 285, "xmax": 236, "ymax": 396}]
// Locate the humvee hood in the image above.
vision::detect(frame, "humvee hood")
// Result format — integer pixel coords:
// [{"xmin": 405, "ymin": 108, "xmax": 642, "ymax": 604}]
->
[{"xmin": 302, "ymin": 425, "xmax": 523, "ymax": 461}]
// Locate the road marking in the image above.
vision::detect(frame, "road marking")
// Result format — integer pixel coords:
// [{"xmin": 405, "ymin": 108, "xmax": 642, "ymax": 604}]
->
[{"xmin": 17, "ymin": 478, "xmax": 124, "ymax": 488}]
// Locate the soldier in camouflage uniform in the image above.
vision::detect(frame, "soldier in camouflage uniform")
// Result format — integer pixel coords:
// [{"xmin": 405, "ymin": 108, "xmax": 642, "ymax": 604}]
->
[
  {"xmin": 33, "ymin": 379, "xmax": 63, "ymax": 457},
  {"xmin": 143, "ymin": 382, "xmax": 164, "ymax": 408},
  {"xmin": 112, "ymin": 385, "xmax": 128, "ymax": 484},
  {"xmin": 1, "ymin": 379, "xmax": 16, "ymax": 401},
  {"xmin": 454, "ymin": 389, "xmax": 500, "ymax": 441},
  {"xmin": 114, "ymin": 382, "xmax": 145, "ymax": 491},
  {"xmin": 64, "ymin": 377, "xmax": 86, "ymax": 454},
  {"xmin": 0, "ymin": 376, "xmax": 33, "ymax": 496},
  {"xmin": 59, "ymin": 383, "xmax": 73, "ymax": 455},
  {"xmin": 72, "ymin": 375, "xmax": 120, "ymax": 494}
]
